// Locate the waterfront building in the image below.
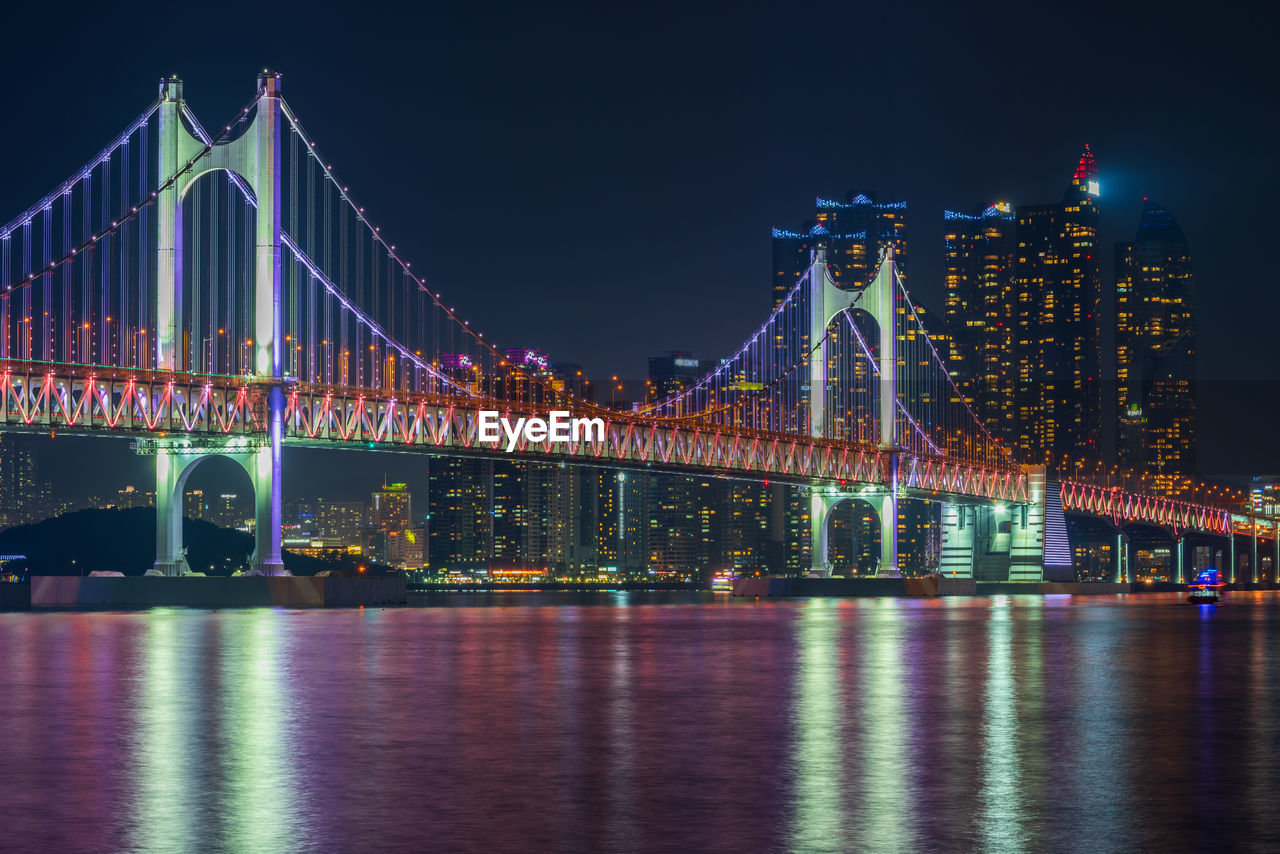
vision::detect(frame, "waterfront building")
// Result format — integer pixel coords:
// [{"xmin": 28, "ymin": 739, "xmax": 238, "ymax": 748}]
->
[
  {"xmin": 0, "ymin": 435, "xmax": 47, "ymax": 529},
  {"xmin": 596, "ymin": 470, "xmax": 648, "ymax": 574},
  {"xmin": 943, "ymin": 202, "xmax": 1016, "ymax": 427},
  {"xmin": 1009, "ymin": 146, "xmax": 1103, "ymax": 464},
  {"xmin": 1115, "ymin": 200, "xmax": 1197, "ymax": 494},
  {"xmin": 317, "ymin": 499, "xmax": 365, "ymax": 545},
  {"xmin": 427, "ymin": 457, "xmax": 491, "ymax": 572},
  {"xmin": 646, "ymin": 473, "xmax": 717, "ymax": 580}
]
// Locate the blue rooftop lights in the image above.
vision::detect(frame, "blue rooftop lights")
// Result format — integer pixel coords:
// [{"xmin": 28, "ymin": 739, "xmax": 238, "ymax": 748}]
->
[{"xmin": 771, "ymin": 227, "xmax": 867, "ymax": 240}]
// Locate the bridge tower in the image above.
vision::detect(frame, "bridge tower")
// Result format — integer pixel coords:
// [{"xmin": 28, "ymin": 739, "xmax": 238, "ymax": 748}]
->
[
  {"xmin": 150, "ymin": 73, "xmax": 285, "ymax": 576},
  {"xmin": 808, "ymin": 247, "xmax": 900, "ymax": 577}
]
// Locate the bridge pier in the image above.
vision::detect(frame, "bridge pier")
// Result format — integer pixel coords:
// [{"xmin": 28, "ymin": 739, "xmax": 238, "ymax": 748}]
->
[
  {"xmin": 1113, "ymin": 531, "xmax": 1125, "ymax": 583},
  {"xmin": 808, "ymin": 491, "xmax": 838, "ymax": 577},
  {"xmin": 1252, "ymin": 525, "xmax": 1259, "ymax": 584},
  {"xmin": 140, "ymin": 437, "xmax": 283, "ymax": 576},
  {"xmin": 939, "ymin": 503, "xmax": 975, "ymax": 577},
  {"xmin": 1229, "ymin": 531, "xmax": 1236, "ymax": 582},
  {"xmin": 1008, "ymin": 467, "xmax": 1048, "ymax": 582},
  {"xmin": 875, "ymin": 490, "xmax": 899, "ymax": 577},
  {"xmin": 808, "ymin": 489, "xmax": 898, "ymax": 577},
  {"xmin": 147, "ymin": 72, "xmax": 286, "ymax": 578}
]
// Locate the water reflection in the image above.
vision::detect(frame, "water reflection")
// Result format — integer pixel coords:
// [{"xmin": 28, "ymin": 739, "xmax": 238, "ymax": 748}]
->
[
  {"xmin": 789, "ymin": 600, "xmax": 847, "ymax": 851},
  {"xmin": 129, "ymin": 610, "xmax": 299, "ymax": 853},
  {"xmin": 133, "ymin": 611, "xmax": 200, "ymax": 852},
  {"xmin": 978, "ymin": 596, "xmax": 1028, "ymax": 851},
  {"xmin": 858, "ymin": 601, "xmax": 909, "ymax": 852},
  {"xmin": 218, "ymin": 609, "xmax": 299, "ymax": 852},
  {"xmin": 0, "ymin": 594, "xmax": 1277, "ymax": 852}
]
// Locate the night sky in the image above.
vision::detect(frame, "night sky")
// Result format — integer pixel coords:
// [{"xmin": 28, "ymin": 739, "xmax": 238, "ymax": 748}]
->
[{"xmin": 1, "ymin": 1, "xmax": 1276, "ymax": 501}]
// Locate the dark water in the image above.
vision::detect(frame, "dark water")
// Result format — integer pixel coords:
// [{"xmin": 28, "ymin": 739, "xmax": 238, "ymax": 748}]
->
[{"xmin": 2, "ymin": 592, "xmax": 1279, "ymax": 853}]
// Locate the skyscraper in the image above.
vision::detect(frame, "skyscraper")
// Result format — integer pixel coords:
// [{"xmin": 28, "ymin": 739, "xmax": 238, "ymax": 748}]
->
[
  {"xmin": 318, "ymin": 499, "xmax": 365, "ymax": 545},
  {"xmin": 595, "ymin": 470, "xmax": 648, "ymax": 573},
  {"xmin": 427, "ymin": 457, "xmax": 492, "ymax": 572},
  {"xmin": 371, "ymin": 482, "xmax": 412, "ymax": 531},
  {"xmin": 1009, "ymin": 146, "xmax": 1103, "ymax": 464},
  {"xmin": 943, "ymin": 202, "xmax": 1016, "ymax": 430},
  {"xmin": 0, "ymin": 435, "xmax": 46, "ymax": 529},
  {"xmin": 648, "ymin": 352, "xmax": 714, "ymax": 399},
  {"xmin": 1115, "ymin": 200, "xmax": 1197, "ymax": 494},
  {"xmin": 772, "ymin": 191, "xmax": 908, "ymax": 307},
  {"xmin": 646, "ymin": 473, "xmax": 717, "ymax": 579}
]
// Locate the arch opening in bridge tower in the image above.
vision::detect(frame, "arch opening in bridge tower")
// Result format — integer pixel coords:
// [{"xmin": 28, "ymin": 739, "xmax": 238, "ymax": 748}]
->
[{"xmin": 170, "ymin": 454, "xmax": 258, "ymax": 575}]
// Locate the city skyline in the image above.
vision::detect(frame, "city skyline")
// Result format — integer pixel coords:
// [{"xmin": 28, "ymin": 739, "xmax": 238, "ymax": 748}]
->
[
  {"xmin": 0, "ymin": 4, "xmax": 1274, "ymax": 585},
  {"xmin": 2, "ymin": 9, "xmax": 1275, "ymax": 853}
]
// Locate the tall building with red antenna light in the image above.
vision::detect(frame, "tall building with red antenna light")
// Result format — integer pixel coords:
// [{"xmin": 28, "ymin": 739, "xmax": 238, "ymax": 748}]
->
[{"xmin": 1007, "ymin": 145, "xmax": 1103, "ymax": 466}]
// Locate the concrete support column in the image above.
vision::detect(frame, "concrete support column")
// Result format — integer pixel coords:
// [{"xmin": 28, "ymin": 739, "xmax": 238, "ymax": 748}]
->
[
  {"xmin": 808, "ymin": 247, "xmax": 829, "ymax": 439},
  {"xmin": 1114, "ymin": 531, "xmax": 1125, "ymax": 583},
  {"xmin": 156, "ymin": 77, "xmax": 184, "ymax": 371},
  {"xmin": 878, "ymin": 490, "xmax": 899, "ymax": 577},
  {"xmin": 808, "ymin": 491, "xmax": 835, "ymax": 577},
  {"xmin": 252, "ymin": 71, "xmax": 284, "ymax": 576},
  {"xmin": 939, "ymin": 503, "xmax": 975, "ymax": 577},
  {"xmin": 1229, "ymin": 532, "xmax": 1236, "ymax": 582},
  {"xmin": 1251, "ymin": 523, "xmax": 1259, "ymax": 585},
  {"xmin": 251, "ymin": 428, "xmax": 284, "ymax": 575},
  {"xmin": 153, "ymin": 451, "xmax": 185, "ymax": 576},
  {"xmin": 253, "ymin": 72, "xmax": 283, "ymax": 380},
  {"xmin": 1176, "ymin": 536, "xmax": 1185, "ymax": 584},
  {"xmin": 1008, "ymin": 465, "xmax": 1048, "ymax": 582}
]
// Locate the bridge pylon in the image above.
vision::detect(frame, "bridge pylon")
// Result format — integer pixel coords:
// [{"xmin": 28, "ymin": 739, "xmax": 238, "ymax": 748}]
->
[
  {"xmin": 807, "ymin": 248, "xmax": 900, "ymax": 577},
  {"xmin": 138, "ymin": 438, "xmax": 279, "ymax": 575},
  {"xmin": 148, "ymin": 72, "xmax": 285, "ymax": 576}
]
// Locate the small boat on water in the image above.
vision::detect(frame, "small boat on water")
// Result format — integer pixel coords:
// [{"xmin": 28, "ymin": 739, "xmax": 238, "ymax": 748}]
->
[
  {"xmin": 710, "ymin": 571, "xmax": 737, "ymax": 592},
  {"xmin": 1188, "ymin": 568, "xmax": 1226, "ymax": 604}
]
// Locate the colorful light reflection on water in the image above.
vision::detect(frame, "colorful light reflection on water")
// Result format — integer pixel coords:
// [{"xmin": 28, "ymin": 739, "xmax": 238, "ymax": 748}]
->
[{"xmin": 1, "ymin": 592, "xmax": 1278, "ymax": 852}]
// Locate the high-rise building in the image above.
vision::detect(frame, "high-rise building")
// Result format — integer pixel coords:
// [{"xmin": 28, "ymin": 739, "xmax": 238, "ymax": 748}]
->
[
  {"xmin": 525, "ymin": 463, "xmax": 585, "ymax": 572},
  {"xmin": 371, "ymin": 482, "xmax": 412, "ymax": 530},
  {"xmin": 1115, "ymin": 200, "xmax": 1197, "ymax": 493},
  {"xmin": 943, "ymin": 203, "xmax": 1016, "ymax": 429},
  {"xmin": 596, "ymin": 470, "xmax": 648, "ymax": 573},
  {"xmin": 211, "ymin": 493, "xmax": 251, "ymax": 530},
  {"xmin": 185, "ymin": 489, "xmax": 211, "ymax": 523},
  {"xmin": 720, "ymin": 482, "xmax": 777, "ymax": 573},
  {"xmin": 386, "ymin": 526, "xmax": 425, "ymax": 570},
  {"xmin": 368, "ymin": 482, "xmax": 415, "ymax": 566},
  {"xmin": 490, "ymin": 461, "xmax": 528, "ymax": 566},
  {"xmin": 1009, "ymin": 146, "xmax": 1103, "ymax": 464},
  {"xmin": 318, "ymin": 499, "xmax": 365, "ymax": 545},
  {"xmin": 772, "ymin": 191, "xmax": 908, "ymax": 307},
  {"xmin": 427, "ymin": 457, "xmax": 492, "ymax": 572},
  {"xmin": 648, "ymin": 352, "xmax": 714, "ymax": 399},
  {"xmin": 646, "ymin": 473, "xmax": 717, "ymax": 580},
  {"xmin": 0, "ymin": 435, "xmax": 46, "ymax": 529}
]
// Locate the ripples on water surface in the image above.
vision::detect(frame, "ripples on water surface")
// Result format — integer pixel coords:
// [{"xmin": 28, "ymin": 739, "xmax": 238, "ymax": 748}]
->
[{"xmin": 2, "ymin": 592, "xmax": 1279, "ymax": 853}]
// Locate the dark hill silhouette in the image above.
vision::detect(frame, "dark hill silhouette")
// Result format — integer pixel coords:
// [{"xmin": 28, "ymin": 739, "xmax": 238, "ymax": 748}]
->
[{"xmin": 0, "ymin": 508, "xmax": 345, "ymax": 576}]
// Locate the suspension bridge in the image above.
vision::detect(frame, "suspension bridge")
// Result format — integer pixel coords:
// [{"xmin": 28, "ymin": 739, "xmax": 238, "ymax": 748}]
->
[{"xmin": 0, "ymin": 73, "xmax": 1271, "ymax": 581}]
